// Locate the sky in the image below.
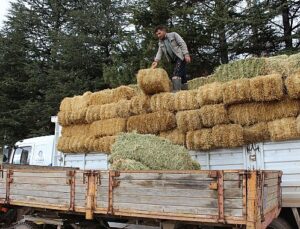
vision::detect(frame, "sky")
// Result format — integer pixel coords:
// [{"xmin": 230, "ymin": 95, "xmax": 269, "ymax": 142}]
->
[{"xmin": 0, "ymin": 0, "xmax": 15, "ymax": 28}]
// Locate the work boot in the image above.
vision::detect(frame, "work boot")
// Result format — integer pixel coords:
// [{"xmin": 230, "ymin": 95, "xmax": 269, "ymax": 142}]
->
[
  {"xmin": 181, "ymin": 83, "xmax": 188, "ymax": 90},
  {"xmin": 172, "ymin": 77, "xmax": 181, "ymax": 92}
]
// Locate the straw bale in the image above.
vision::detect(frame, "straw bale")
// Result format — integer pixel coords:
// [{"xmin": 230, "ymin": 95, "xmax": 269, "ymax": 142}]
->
[
  {"xmin": 212, "ymin": 124, "xmax": 244, "ymax": 148},
  {"xmin": 58, "ymin": 108, "xmax": 87, "ymax": 126},
  {"xmin": 197, "ymin": 82, "xmax": 223, "ymax": 106},
  {"xmin": 90, "ymin": 136, "xmax": 116, "ymax": 153},
  {"xmin": 285, "ymin": 53, "xmax": 300, "ymax": 75},
  {"xmin": 57, "ymin": 136, "xmax": 88, "ymax": 153},
  {"xmin": 86, "ymin": 105, "xmax": 103, "ymax": 123},
  {"xmin": 59, "ymin": 97, "xmax": 73, "ymax": 111},
  {"xmin": 297, "ymin": 115, "xmax": 300, "ymax": 133},
  {"xmin": 110, "ymin": 132, "xmax": 200, "ymax": 170},
  {"xmin": 159, "ymin": 129, "xmax": 186, "ymax": 146},
  {"xmin": 61, "ymin": 124, "xmax": 90, "ymax": 137},
  {"xmin": 243, "ymin": 122, "xmax": 270, "ymax": 144},
  {"xmin": 137, "ymin": 68, "xmax": 171, "ymax": 95},
  {"xmin": 127, "ymin": 111, "xmax": 176, "ymax": 134},
  {"xmin": 57, "ymin": 136, "xmax": 72, "ymax": 153},
  {"xmin": 268, "ymin": 117, "xmax": 300, "ymax": 141},
  {"xmin": 223, "ymin": 78, "xmax": 252, "ymax": 105},
  {"xmin": 250, "ymin": 74, "xmax": 284, "ymax": 102},
  {"xmin": 186, "ymin": 129, "xmax": 213, "ymax": 151},
  {"xmin": 59, "ymin": 92, "xmax": 92, "ymax": 112},
  {"xmin": 265, "ymin": 55, "xmax": 289, "ymax": 76},
  {"xmin": 110, "ymin": 159, "xmax": 150, "ymax": 170},
  {"xmin": 150, "ymin": 92, "xmax": 175, "ymax": 112},
  {"xmin": 188, "ymin": 75, "xmax": 216, "ymax": 89},
  {"xmin": 90, "ymin": 118, "xmax": 126, "ymax": 137},
  {"xmin": 90, "ymin": 86, "xmax": 136, "ymax": 106},
  {"xmin": 174, "ymin": 90, "xmax": 200, "ymax": 111},
  {"xmin": 285, "ymin": 72, "xmax": 300, "ymax": 99},
  {"xmin": 116, "ymin": 99, "xmax": 132, "ymax": 118},
  {"xmin": 176, "ymin": 110, "xmax": 202, "ymax": 133},
  {"xmin": 200, "ymin": 104, "xmax": 229, "ymax": 127},
  {"xmin": 228, "ymin": 98, "xmax": 300, "ymax": 126},
  {"xmin": 130, "ymin": 95, "xmax": 151, "ymax": 115}
]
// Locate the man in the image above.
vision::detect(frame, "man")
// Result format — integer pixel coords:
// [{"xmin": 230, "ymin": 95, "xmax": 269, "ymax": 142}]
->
[{"xmin": 151, "ymin": 25, "xmax": 191, "ymax": 91}]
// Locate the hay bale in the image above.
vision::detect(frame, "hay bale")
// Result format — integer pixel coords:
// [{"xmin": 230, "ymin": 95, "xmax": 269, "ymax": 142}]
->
[
  {"xmin": 212, "ymin": 124, "xmax": 244, "ymax": 148},
  {"xmin": 174, "ymin": 90, "xmax": 200, "ymax": 111},
  {"xmin": 250, "ymin": 74, "xmax": 284, "ymax": 102},
  {"xmin": 150, "ymin": 92, "xmax": 175, "ymax": 112},
  {"xmin": 61, "ymin": 124, "xmax": 90, "ymax": 137},
  {"xmin": 59, "ymin": 97, "xmax": 73, "ymax": 111},
  {"xmin": 57, "ymin": 136, "xmax": 72, "ymax": 153},
  {"xmin": 243, "ymin": 122, "xmax": 270, "ymax": 144},
  {"xmin": 186, "ymin": 129, "xmax": 213, "ymax": 151},
  {"xmin": 137, "ymin": 68, "xmax": 171, "ymax": 95},
  {"xmin": 110, "ymin": 159, "xmax": 150, "ymax": 170},
  {"xmin": 127, "ymin": 111, "xmax": 176, "ymax": 134},
  {"xmin": 59, "ymin": 92, "xmax": 92, "ymax": 111},
  {"xmin": 223, "ymin": 78, "xmax": 252, "ymax": 105},
  {"xmin": 130, "ymin": 94, "xmax": 151, "ymax": 115},
  {"xmin": 159, "ymin": 129, "xmax": 186, "ymax": 146},
  {"xmin": 285, "ymin": 53, "xmax": 300, "ymax": 75},
  {"xmin": 297, "ymin": 115, "xmax": 300, "ymax": 133},
  {"xmin": 199, "ymin": 104, "xmax": 229, "ymax": 127},
  {"xmin": 188, "ymin": 75, "xmax": 216, "ymax": 89},
  {"xmin": 109, "ymin": 132, "xmax": 200, "ymax": 170},
  {"xmin": 58, "ymin": 108, "xmax": 87, "ymax": 126},
  {"xmin": 176, "ymin": 110, "xmax": 202, "ymax": 133},
  {"xmin": 116, "ymin": 99, "xmax": 132, "ymax": 118},
  {"xmin": 90, "ymin": 118, "xmax": 126, "ymax": 137},
  {"xmin": 197, "ymin": 82, "xmax": 223, "ymax": 106},
  {"xmin": 57, "ymin": 136, "xmax": 88, "ymax": 153},
  {"xmin": 88, "ymin": 136, "xmax": 116, "ymax": 153},
  {"xmin": 90, "ymin": 86, "xmax": 136, "ymax": 106},
  {"xmin": 228, "ymin": 98, "xmax": 300, "ymax": 126},
  {"xmin": 285, "ymin": 72, "xmax": 300, "ymax": 99},
  {"xmin": 265, "ymin": 55, "xmax": 289, "ymax": 76},
  {"xmin": 268, "ymin": 117, "xmax": 300, "ymax": 141}
]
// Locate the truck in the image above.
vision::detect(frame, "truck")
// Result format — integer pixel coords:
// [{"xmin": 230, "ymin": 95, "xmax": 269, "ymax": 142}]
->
[{"xmin": 0, "ymin": 116, "xmax": 293, "ymax": 228}]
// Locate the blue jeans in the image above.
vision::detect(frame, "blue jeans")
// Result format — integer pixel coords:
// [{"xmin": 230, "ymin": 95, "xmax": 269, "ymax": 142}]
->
[{"xmin": 172, "ymin": 57, "xmax": 187, "ymax": 84}]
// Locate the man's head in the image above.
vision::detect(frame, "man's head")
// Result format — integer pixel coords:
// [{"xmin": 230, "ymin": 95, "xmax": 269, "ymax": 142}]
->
[{"xmin": 154, "ymin": 25, "xmax": 167, "ymax": 40}]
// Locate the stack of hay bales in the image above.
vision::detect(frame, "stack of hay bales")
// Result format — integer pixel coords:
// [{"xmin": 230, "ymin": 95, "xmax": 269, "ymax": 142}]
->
[{"xmin": 57, "ymin": 60, "xmax": 300, "ymax": 157}]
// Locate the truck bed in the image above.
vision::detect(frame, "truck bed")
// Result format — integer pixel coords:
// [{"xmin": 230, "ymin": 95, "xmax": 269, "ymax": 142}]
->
[{"xmin": 0, "ymin": 166, "xmax": 282, "ymax": 229}]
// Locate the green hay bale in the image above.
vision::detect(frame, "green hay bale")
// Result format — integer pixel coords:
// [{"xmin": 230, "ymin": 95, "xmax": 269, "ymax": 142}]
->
[
  {"xmin": 265, "ymin": 55, "xmax": 289, "ymax": 76},
  {"xmin": 137, "ymin": 68, "xmax": 171, "ymax": 95},
  {"xmin": 110, "ymin": 159, "xmax": 150, "ymax": 170},
  {"xmin": 243, "ymin": 122, "xmax": 270, "ymax": 144},
  {"xmin": 109, "ymin": 132, "xmax": 200, "ymax": 170},
  {"xmin": 223, "ymin": 78, "xmax": 252, "ymax": 105},
  {"xmin": 268, "ymin": 117, "xmax": 300, "ymax": 141},
  {"xmin": 176, "ymin": 110, "xmax": 202, "ymax": 133},
  {"xmin": 187, "ymin": 76, "xmax": 216, "ymax": 89},
  {"xmin": 197, "ymin": 82, "xmax": 223, "ymax": 106},
  {"xmin": 127, "ymin": 111, "xmax": 176, "ymax": 134},
  {"xmin": 250, "ymin": 74, "xmax": 284, "ymax": 102},
  {"xmin": 58, "ymin": 109, "xmax": 87, "ymax": 126},
  {"xmin": 90, "ymin": 86, "xmax": 136, "ymax": 106},
  {"xmin": 285, "ymin": 53, "xmax": 300, "ymax": 75},
  {"xmin": 199, "ymin": 104, "xmax": 229, "ymax": 128},
  {"xmin": 159, "ymin": 129, "xmax": 186, "ymax": 146},
  {"xmin": 212, "ymin": 124, "xmax": 244, "ymax": 148},
  {"xmin": 186, "ymin": 129, "xmax": 213, "ymax": 151},
  {"xmin": 150, "ymin": 92, "xmax": 175, "ymax": 112},
  {"xmin": 90, "ymin": 118, "xmax": 127, "ymax": 137},
  {"xmin": 285, "ymin": 71, "xmax": 300, "ymax": 99},
  {"xmin": 228, "ymin": 98, "xmax": 300, "ymax": 126},
  {"xmin": 174, "ymin": 90, "xmax": 200, "ymax": 111},
  {"xmin": 130, "ymin": 94, "xmax": 151, "ymax": 115}
]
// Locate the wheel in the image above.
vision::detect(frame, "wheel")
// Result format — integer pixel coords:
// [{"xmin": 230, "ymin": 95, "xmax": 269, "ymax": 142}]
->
[
  {"xmin": 267, "ymin": 217, "xmax": 292, "ymax": 229},
  {"xmin": 14, "ymin": 222, "xmax": 39, "ymax": 229}
]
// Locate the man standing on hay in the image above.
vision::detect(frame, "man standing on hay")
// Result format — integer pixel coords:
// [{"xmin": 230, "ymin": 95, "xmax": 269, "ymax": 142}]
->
[{"xmin": 151, "ymin": 25, "xmax": 191, "ymax": 91}]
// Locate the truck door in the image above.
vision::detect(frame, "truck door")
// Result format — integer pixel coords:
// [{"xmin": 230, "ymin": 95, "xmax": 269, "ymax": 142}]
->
[
  {"xmin": 11, "ymin": 146, "xmax": 32, "ymax": 165},
  {"xmin": 31, "ymin": 142, "xmax": 53, "ymax": 166}
]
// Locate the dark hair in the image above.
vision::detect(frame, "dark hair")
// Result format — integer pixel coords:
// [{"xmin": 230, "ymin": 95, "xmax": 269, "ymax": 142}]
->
[{"xmin": 154, "ymin": 25, "xmax": 167, "ymax": 33}]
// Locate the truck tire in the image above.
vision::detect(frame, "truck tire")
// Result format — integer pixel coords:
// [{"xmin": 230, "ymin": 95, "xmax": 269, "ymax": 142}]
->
[
  {"xmin": 14, "ymin": 222, "xmax": 39, "ymax": 229},
  {"xmin": 267, "ymin": 218, "xmax": 292, "ymax": 229}
]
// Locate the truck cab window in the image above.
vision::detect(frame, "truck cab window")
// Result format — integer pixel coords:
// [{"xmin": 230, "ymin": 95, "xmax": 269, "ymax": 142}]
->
[{"xmin": 13, "ymin": 146, "xmax": 32, "ymax": 165}]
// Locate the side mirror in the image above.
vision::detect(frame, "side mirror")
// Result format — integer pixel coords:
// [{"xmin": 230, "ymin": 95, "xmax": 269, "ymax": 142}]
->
[{"xmin": 2, "ymin": 145, "xmax": 12, "ymax": 163}]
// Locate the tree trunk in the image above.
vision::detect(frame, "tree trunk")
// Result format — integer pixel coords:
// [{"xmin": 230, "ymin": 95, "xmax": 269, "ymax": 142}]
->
[{"xmin": 281, "ymin": 0, "xmax": 292, "ymax": 49}]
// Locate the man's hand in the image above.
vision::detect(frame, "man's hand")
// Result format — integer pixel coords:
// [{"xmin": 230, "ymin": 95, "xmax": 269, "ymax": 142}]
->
[
  {"xmin": 151, "ymin": 61, "xmax": 158, "ymax": 69},
  {"xmin": 185, "ymin": 55, "xmax": 191, "ymax": 63}
]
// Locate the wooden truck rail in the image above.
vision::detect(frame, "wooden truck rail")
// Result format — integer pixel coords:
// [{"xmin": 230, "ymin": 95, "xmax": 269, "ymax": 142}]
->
[{"xmin": 0, "ymin": 166, "xmax": 282, "ymax": 229}]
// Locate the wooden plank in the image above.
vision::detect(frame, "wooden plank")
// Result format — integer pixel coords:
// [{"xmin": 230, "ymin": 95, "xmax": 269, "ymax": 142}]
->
[
  {"xmin": 264, "ymin": 178, "xmax": 279, "ymax": 186},
  {"xmin": 12, "ymin": 177, "xmax": 69, "ymax": 185},
  {"xmin": 107, "ymin": 194, "xmax": 219, "ymax": 208},
  {"xmin": 117, "ymin": 173, "xmax": 214, "ymax": 181},
  {"xmin": 224, "ymin": 199, "xmax": 243, "ymax": 209},
  {"xmin": 116, "ymin": 180, "xmax": 214, "ymax": 190},
  {"xmin": 224, "ymin": 188, "xmax": 243, "ymax": 199},
  {"xmin": 264, "ymin": 199, "xmax": 279, "ymax": 214},
  {"xmin": 12, "ymin": 172, "xmax": 70, "ymax": 178},
  {"xmin": 10, "ymin": 189, "xmax": 72, "ymax": 199},
  {"xmin": 113, "ymin": 202, "xmax": 219, "ymax": 216},
  {"xmin": 224, "ymin": 208, "xmax": 243, "ymax": 217},
  {"xmin": 10, "ymin": 195, "xmax": 70, "ymax": 206},
  {"xmin": 224, "ymin": 181, "xmax": 240, "ymax": 189},
  {"xmin": 264, "ymin": 172, "xmax": 280, "ymax": 179},
  {"xmin": 223, "ymin": 173, "xmax": 240, "ymax": 181},
  {"xmin": 10, "ymin": 183, "xmax": 69, "ymax": 193},
  {"xmin": 109, "ymin": 187, "xmax": 218, "ymax": 199}
]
